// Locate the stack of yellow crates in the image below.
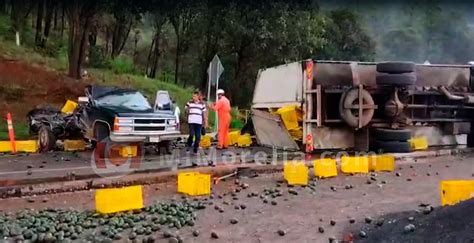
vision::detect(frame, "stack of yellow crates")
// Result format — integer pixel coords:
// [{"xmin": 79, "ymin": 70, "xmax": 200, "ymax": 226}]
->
[{"xmin": 276, "ymin": 106, "xmax": 303, "ymax": 141}]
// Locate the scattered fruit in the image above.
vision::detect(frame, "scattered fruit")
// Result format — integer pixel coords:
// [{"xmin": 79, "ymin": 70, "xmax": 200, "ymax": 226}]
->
[
  {"xmin": 365, "ymin": 217, "xmax": 373, "ymax": 224},
  {"xmin": 404, "ymin": 224, "xmax": 416, "ymax": 233},
  {"xmin": 358, "ymin": 230, "xmax": 367, "ymax": 238},
  {"xmin": 330, "ymin": 220, "xmax": 336, "ymax": 226},
  {"xmin": 192, "ymin": 230, "xmax": 200, "ymax": 237},
  {"xmin": 277, "ymin": 229, "xmax": 286, "ymax": 236},
  {"xmin": 318, "ymin": 226, "xmax": 325, "ymax": 233},
  {"xmin": 230, "ymin": 218, "xmax": 239, "ymax": 224},
  {"xmin": 211, "ymin": 231, "xmax": 219, "ymax": 239}
]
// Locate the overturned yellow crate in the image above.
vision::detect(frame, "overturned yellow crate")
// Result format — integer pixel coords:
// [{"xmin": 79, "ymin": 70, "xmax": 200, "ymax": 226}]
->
[
  {"xmin": 313, "ymin": 158, "xmax": 337, "ymax": 178},
  {"xmin": 341, "ymin": 156, "xmax": 369, "ymax": 174},
  {"xmin": 237, "ymin": 134, "xmax": 252, "ymax": 148},
  {"xmin": 440, "ymin": 180, "xmax": 474, "ymax": 206},
  {"xmin": 95, "ymin": 185, "xmax": 143, "ymax": 214},
  {"xmin": 177, "ymin": 172, "xmax": 211, "ymax": 196},
  {"xmin": 61, "ymin": 100, "xmax": 78, "ymax": 114},
  {"xmin": 369, "ymin": 154, "xmax": 395, "ymax": 172},
  {"xmin": 200, "ymin": 135, "xmax": 212, "ymax": 149},
  {"xmin": 409, "ymin": 136, "xmax": 428, "ymax": 151},
  {"xmin": 277, "ymin": 106, "xmax": 302, "ymax": 130},
  {"xmin": 284, "ymin": 161, "xmax": 308, "ymax": 185},
  {"xmin": 64, "ymin": 139, "xmax": 86, "ymax": 152},
  {"xmin": 228, "ymin": 131, "xmax": 241, "ymax": 146}
]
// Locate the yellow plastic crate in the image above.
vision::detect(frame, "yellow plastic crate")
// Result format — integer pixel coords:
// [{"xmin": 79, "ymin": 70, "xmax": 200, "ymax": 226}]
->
[
  {"xmin": 95, "ymin": 185, "xmax": 143, "ymax": 214},
  {"xmin": 118, "ymin": 145, "xmax": 138, "ymax": 157},
  {"xmin": 237, "ymin": 134, "xmax": 252, "ymax": 148},
  {"xmin": 61, "ymin": 100, "xmax": 78, "ymax": 114},
  {"xmin": 288, "ymin": 128, "xmax": 303, "ymax": 141},
  {"xmin": 200, "ymin": 135, "xmax": 212, "ymax": 148},
  {"xmin": 409, "ymin": 136, "xmax": 428, "ymax": 150},
  {"xmin": 177, "ymin": 172, "xmax": 211, "ymax": 196},
  {"xmin": 64, "ymin": 139, "xmax": 86, "ymax": 152},
  {"xmin": 369, "ymin": 154, "xmax": 395, "ymax": 172},
  {"xmin": 341, "ymin": 156, "xmax": 369, "ymax": 174},
  {"xmin": 314, "ymin": 158, "xmax": 338, "ymax": 178},
  {"xmin": 277, "ymin": 106, "xmax": 302, "ymax": 130},
  {"xmin": 440, "ymin": 180, "xmax": 474, "ymax": 206},
  {"xmin": 284, "ymin": 161, "xmax": 308, "ymax": 185},
  {"xmin": 16, "ymin": 140, "xmax": 39, "ymax": 153},
  {"xmin": 228, "ymin": 131, "xmax": 241, "ymax": 146}
]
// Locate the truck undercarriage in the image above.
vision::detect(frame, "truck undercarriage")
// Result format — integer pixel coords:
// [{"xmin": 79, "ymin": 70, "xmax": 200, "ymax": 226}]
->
[{"xmin": 251, "ymin": 60, "xmax": 474, "ymax": 151}]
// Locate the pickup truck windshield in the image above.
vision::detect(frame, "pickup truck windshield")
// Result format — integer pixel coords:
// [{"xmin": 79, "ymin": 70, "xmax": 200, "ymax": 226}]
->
[{"xmin": 95, "ymin": 91, "xmax": 152, "ymax": 111}]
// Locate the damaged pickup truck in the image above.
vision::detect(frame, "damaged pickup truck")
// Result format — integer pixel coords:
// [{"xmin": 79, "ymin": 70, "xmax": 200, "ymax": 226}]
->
[{"xmin": 29, "ymin": 85, "xmax": 180, "ymax": 152}]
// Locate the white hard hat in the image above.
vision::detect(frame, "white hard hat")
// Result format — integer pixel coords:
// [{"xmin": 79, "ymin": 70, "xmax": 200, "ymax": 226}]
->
[{"xmin": 217, "ymin": 89, "xmax": 225, "ymax": 95}]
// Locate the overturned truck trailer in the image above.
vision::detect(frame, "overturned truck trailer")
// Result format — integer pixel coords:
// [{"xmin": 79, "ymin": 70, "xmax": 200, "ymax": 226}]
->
[{"xmin": 251, "ymin": 60, "xmax": 474, "ymax": 151}]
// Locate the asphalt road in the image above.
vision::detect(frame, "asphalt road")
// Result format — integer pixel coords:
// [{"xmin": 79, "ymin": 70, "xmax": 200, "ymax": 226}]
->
[
  {"xmin": 0, "ymin": 146, "xmax": 293, "ymax": 186},
  {"xmin": 0, "ymin": 154, "xmax": 473, "ymax": 242}
]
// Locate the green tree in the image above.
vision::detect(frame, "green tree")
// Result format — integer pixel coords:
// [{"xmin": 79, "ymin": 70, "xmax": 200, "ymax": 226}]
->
[{"xmin": 319, "ymin": 9, "xmax": 375, "ymax": 61}]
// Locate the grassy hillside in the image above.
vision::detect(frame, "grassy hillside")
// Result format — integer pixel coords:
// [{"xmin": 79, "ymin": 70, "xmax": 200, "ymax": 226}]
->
[{"xmin": 0, "ymin": 39, "xmax": 193, "ymax": 140}]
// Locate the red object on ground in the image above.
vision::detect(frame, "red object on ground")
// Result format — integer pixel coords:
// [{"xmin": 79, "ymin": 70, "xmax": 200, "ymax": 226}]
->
[
  {"xmin": 212, "ymin": 96, "xmax": 231, "ymax": 148},
  {"xmin": 6, "ymin": 112, "xmax": 16, "ymax": 153}
]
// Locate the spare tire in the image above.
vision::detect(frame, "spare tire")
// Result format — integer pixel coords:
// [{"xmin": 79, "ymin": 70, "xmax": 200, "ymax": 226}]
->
[
  {"xmin": 376, "ymin": 62, "xmax": 415, "ymax": 73},
  {"xmin": 339, "ymin": 88, "xmax": 375, "ymax": 128},
  {"xmin": 374, "ymin": 128, "xmax": 411, "ymax": 141},
  {"xmin": 375, "ymin": 140, "xmax": 412, "ymax": 153},
  {"xmin": 376, "ymin": 73, "xmax": 416, "ymax": 86}
]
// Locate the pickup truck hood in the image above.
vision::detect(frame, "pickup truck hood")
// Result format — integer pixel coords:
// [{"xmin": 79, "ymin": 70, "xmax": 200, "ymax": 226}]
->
[
  {"xmin": 118, "ymin": 111, "xmax": 175, "ymax": 119},
  {"xmin": 97, "ymin": 105, "xmax": 174, "ymax": 118}
]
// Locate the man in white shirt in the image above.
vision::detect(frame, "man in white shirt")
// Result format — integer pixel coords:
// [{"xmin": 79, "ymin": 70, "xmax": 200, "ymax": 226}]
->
[{"xmin": 185, "ymin": 91, "xmax": 208, "ymax": 154}]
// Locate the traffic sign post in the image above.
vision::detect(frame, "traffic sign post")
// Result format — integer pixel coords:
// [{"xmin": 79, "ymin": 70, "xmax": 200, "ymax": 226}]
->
[{"xmin": 207, "ymin": 55, "xmax": 224, "ymax": 132}]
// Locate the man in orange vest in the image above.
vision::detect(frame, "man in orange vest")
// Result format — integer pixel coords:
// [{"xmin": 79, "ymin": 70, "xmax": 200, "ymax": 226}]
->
[{"xmin": 209, "ymin": 89, "xmax": 231, "ymax": 149}]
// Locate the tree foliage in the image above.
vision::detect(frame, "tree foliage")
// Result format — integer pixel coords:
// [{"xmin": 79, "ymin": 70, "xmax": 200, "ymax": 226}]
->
[{"xmin": 0, "ymin": 0, "xmax": 386, "ymax": 106}]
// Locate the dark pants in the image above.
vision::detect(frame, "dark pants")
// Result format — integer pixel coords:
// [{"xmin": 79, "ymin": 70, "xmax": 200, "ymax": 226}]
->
[{"xmin": 187, "ymin": 123, "xmax": 202, "ymax": 153}]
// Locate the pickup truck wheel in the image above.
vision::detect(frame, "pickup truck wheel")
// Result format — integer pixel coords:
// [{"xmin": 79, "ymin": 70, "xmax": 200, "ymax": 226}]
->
[
  {"xmin": 157, "ymin": 141, "xmax": 173, "ymax": 155},
  {"xmin": 94, "ymin": 123, "xmax": 110, "ymax": 142},
  {"xmin": 39, "ymin": 126, "xmax": 56, "ymax": 152}
]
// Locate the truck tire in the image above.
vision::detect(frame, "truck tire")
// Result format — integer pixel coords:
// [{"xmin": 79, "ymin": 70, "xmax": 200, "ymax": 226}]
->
[
  {"xmin": 376, "ymin": 62, "xmax": 415, "ymax": 73},
  {"xmin": 375, "ymin": 140, "xmax": 412, "ymax": 153},
  {"xmin": 376, "ymin": 72, "xmax": 416, "ymax": 86},
  {"xmin": 94, "ymin": 123, "xmax": 110, "ymax": 142},
  {"xmin": 339, "ymin": 88, "xmax": 375, "ymax": 128},
  {"xmin": 374, "ymin": 128, "xmax": 411, "ymax": 141},
  {"xmin": 39, "ymin": 126, "xmax": 56, "ymax": 152}
]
